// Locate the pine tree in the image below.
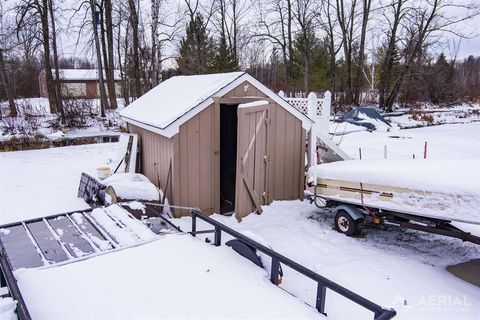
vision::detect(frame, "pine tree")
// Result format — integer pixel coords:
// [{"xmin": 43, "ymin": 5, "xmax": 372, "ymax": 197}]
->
[
  {"xmin": 212, "ymin": 35, "xmax": 239, "ymax": 73},
  {"xmin": 177, "ymin": 13, "xmax": 215, "ymax": 75}
]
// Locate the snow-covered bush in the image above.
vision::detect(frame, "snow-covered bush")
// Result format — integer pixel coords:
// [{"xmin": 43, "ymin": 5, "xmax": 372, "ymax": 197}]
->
[{"xmin": 0, "ymin": 100, "xmax": 43, "ymax": 135}]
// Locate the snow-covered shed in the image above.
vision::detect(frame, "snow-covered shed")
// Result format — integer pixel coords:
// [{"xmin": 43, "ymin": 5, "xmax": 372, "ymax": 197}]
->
[
  {"xmin": 39, "ymin": 69, "xmax": 122, "ymax": 99},
  {"xmin": 120, "ymin": 72, "xmax": 313, "ymax": 219}
]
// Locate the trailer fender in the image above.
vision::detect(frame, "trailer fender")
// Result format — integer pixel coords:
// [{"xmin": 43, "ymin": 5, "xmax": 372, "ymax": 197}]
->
[{"xmin": 334, "ymin": 204, "xmax": 364, "ymax": 221}]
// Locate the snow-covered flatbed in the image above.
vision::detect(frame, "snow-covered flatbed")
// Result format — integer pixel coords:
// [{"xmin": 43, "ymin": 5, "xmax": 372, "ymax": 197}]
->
[{"xmin": 15, "ymin": 234, "xmax": 321, "ymax": 319}]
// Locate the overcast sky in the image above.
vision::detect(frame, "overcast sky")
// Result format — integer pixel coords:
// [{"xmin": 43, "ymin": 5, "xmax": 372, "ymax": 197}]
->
[{"xmin": 4, "ymin": 0, "xmax": 479, "ymax": 65}]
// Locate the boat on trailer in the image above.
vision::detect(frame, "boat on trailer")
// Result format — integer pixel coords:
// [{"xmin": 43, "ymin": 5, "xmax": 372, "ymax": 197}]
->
[{"xmin": 307, "ymin": 159, "xmax": 480, "ymax": 245}]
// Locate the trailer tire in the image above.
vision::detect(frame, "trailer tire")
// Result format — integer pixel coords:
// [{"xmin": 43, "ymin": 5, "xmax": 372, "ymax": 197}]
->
[{"xmin": 335, "ymin": 210, "xmax": 360, "ymax": 236}]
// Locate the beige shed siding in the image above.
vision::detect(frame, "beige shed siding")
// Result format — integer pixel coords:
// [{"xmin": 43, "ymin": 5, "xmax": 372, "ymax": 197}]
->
[
  {"xmin": 269, "ymin": 105, "xmax": 305, "ymax": 201},
  {"xmin": 175, "ymin": 105, "xmax": 216, "ymax": 214},
  {"xmin": 224, "ymin": 80, "xmax": 268, "ymax": 98},
  {"xmin": 127, "ymin": 80, "xmax": 306, "ymax": 218},
  {"xmin": 128, "ymin": 123, "xmax": 174, "ymax": 201}
]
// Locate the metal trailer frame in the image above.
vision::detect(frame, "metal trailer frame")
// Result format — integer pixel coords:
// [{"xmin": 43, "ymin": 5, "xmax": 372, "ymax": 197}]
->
[
  {"xmin": 0, "ymin": 202, "xmax": 182, "ymax": 320},
  {"xmin": 0, "ymin": 243, "xmax": 31, "ymax": 320},
  {"xmin": 310, "ymin": 186, "xmax": 480, "ymax": 245},
  {"xmin": 190, "ymin": 210, "xmax": 397, "ymax": 320}
]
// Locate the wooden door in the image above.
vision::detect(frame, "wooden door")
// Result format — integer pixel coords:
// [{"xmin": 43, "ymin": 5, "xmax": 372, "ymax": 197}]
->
[{"xmin": 235, "ymin": 103, "xmax": 270, "ymax": 220}]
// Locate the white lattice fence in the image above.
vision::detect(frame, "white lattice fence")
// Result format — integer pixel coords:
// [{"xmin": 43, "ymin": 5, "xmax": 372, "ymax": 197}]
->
[
  {"xmin": 279, "ymin": 92, "xmax": 329, "ymax": 117},
  {"xmin": 279, "ymin": 90, "xmax": 331, "ymax": 137}
]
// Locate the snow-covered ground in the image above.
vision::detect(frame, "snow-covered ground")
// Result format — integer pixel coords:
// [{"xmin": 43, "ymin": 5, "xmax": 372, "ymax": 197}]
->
[
  {"xmin": 0, "ymin": 109, "xmax": 479, "ymax": 319},
  {"xmin": 173, "ymin": 201, "xmax": 480, "ymax": 319},
  {"xmin": 335, "ymin": 122, "xmax": 480, "ymax": 160},
  {"xmin": 0, "ymin": 142, "xmax": 119, "ymax": 224}
]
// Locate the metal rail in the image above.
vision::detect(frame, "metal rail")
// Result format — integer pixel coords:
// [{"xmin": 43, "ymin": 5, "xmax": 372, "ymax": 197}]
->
[
  {"xmin": 0, "ymin": 244, "xmax": 32, "ymax": 320},
  {"xmin": 191, "ymin": 210, "xmax": 396, "ymax": 320}
]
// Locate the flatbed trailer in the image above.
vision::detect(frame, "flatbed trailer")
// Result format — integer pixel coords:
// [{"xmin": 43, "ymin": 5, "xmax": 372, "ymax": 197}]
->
[{"xmin": 308, "ymin": 183, "xmax": 480, "ymax": 246}]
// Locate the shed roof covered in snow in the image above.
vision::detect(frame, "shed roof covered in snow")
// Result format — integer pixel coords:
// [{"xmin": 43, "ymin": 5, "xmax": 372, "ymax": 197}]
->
[
  {"xmin": 54, "ymin": 69, "xmax": 121, "ymax": 81},
  {"xmin": 120, "ymin": 72, "xmax": 313, "ymax": 138}
]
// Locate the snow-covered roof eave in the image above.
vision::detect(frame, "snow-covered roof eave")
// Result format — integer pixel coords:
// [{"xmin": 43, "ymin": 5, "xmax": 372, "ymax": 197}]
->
[
  {"xmin": 242, "ymin": 73, "xmax": 313, "ymax": 130},
  {"xmin": 122, "ymin": 73, "xmax": 314, "ymax": 138}
]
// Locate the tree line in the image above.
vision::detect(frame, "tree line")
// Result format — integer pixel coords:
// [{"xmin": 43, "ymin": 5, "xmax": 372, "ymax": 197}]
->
[{"xmin": 0, "ymin": 0, "xmax": 479, "ymax": 119}]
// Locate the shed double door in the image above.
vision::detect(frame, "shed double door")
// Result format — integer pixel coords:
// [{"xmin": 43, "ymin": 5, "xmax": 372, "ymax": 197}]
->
[{"xmin": 235, "ymin": 103, "xmax": 271, "ymax": 220}]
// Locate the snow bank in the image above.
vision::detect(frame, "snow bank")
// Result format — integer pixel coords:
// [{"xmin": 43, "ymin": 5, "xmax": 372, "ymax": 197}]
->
[
  {"xmin": 0, "ymin": 143, "xmax": 119, "ymax": 224},
  {"xmin": 0, "ymin": 297, "xmax": 17, "ymax": 320},
  {"xmin": 16, "ymin": 236, "xmax": 321, "ymax": 319},
  {"xmin": 103, "ymin": 173, "xmax": 159, "ymax": 201},
  {"xmin": 310, "ymin": 158, "xmax": 480, "ymax": 196}
]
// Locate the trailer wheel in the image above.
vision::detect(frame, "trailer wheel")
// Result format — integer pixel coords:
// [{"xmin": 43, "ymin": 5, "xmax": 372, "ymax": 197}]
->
[{"xmin": 335, "ymin": 210, "xmax": 360, "ymax": 236}]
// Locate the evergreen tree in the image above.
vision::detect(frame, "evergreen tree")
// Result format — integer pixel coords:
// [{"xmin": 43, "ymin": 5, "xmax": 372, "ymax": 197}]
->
[
  {"xmin": 176, "ymin": 13, "xmax": 215, "ymax": 75},
  {"xmin": 212, "ymin": 34, "xmax": 239, "ymax": 73},
  {"xmin": 293, "ymin": 22, "xmax": 328, "ymax": 91}
]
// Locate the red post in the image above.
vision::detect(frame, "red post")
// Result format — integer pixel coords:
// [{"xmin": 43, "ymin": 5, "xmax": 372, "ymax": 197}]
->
[{"xmin": 424, "ymin": 141, "xmax": 428, "ymax": 159}]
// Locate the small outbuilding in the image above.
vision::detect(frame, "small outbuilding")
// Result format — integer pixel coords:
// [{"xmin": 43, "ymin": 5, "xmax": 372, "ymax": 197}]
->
[
  {"xmin": 120, "ymin": 72, "xmax": 313, "ymax": 219},
  {"xmin": 39, "ymin": 69, "xmax": 122, "ymax": 99}
]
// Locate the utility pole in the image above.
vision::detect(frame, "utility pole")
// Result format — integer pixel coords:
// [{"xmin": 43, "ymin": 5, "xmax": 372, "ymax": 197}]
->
[{"xmin": 90, "ymin": 0, "xmax": 108, "ymax": 117}]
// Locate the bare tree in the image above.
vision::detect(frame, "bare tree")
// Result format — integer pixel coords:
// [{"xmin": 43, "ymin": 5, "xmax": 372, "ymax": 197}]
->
[
  {"xmin": 17, "ymin": 0, "xmax": 60, "ymax": 113},
  {"xmin": 0, "ymin": 3, "xmax": 16, "ymax": 117},
  {"xmin": 89, "ymin": 0, "xmax": 108, "ymax": 116},
  {"xmin": 336, "ymin": 0, "xmax": 358, "ymax": 104},
  {"xmin": 100, "ymin": 0, "xmax": 117, "ymax": 109},
  {"xmin": 48, "ymin": 0, "xmax": 65, "ymax": 123},
  {"xmin": 128, "ymin": 0, "xmax": 141, "ymax": 99},
  {"xmin": 319, "ymin": 0, "xmax": 343, "ymax": 101},
  {"xmin": 293, "ymin": 0, "xmax": 319, "ymax": 92},
  {"xmin": 254, "ymin": 0, "xmax": 295, "ymax": 85},
  {"xmin": 104, "ymin": 0, "xmax": 117, "ymax": 108},
  {"xmin": 379, "ymin": 0, "xmax": 479, "ymax": 111},
  {"xmin": 352, "ymin": 0, "xmax": 372, "ymax": 105},
  {"xmin": 151, "ymin": 0, "xmax": 162, "ymax": 87}
]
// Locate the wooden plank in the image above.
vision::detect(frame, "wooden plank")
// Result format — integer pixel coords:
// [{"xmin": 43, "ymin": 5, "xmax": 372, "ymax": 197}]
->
[
  {"xmin": 267, "ymin": 103, "xmax": 276, "ymax": 204},
  {"xmin": 253, "ymin": 110, "xmax": 263, "ymax": 202},
  {"xmin": 199, "ymin": 106, "xmax": 214, "ymax": 213},
  {"xmin": 187, "ymin": 115, "xmax": 201, "ymax": 208},
  {"xmin": 247, "ymin": 108, "xmax": 256, "ymax": 213},
  {"xmin": 212, "ymin": 100, "xmax": 220, "ymax": 214},
  {"xmin": 243, "ymin": 176, "xmax": 263, "ymax": 214},
  {"xmin": 299, "ymin": 129, "xmax": 306, "ymax": 199},
  {"xmin": 234, "ymin": 107, "xmax": 245, "ymax": 218},
  {"xmin": 292, "ymin": 120, "xmax": 300, "ymax": 199},
  {"xmin": 179, "ymin": 123, "xmax": 189, "ymax": 207},
  {"xmin": 172, "ymin": 135, "xmax": 180, "ymax": 209},
  {"xmin": 243, "ymin": 177, "xmax": 263, "ymax": 215},
  {"xmin": 284, "ymin": 114, "xmax": 296, "ymax": 199},
  {"xmin": 274, "ymin": 107, "xmax": 286, "ymax": 199}
]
